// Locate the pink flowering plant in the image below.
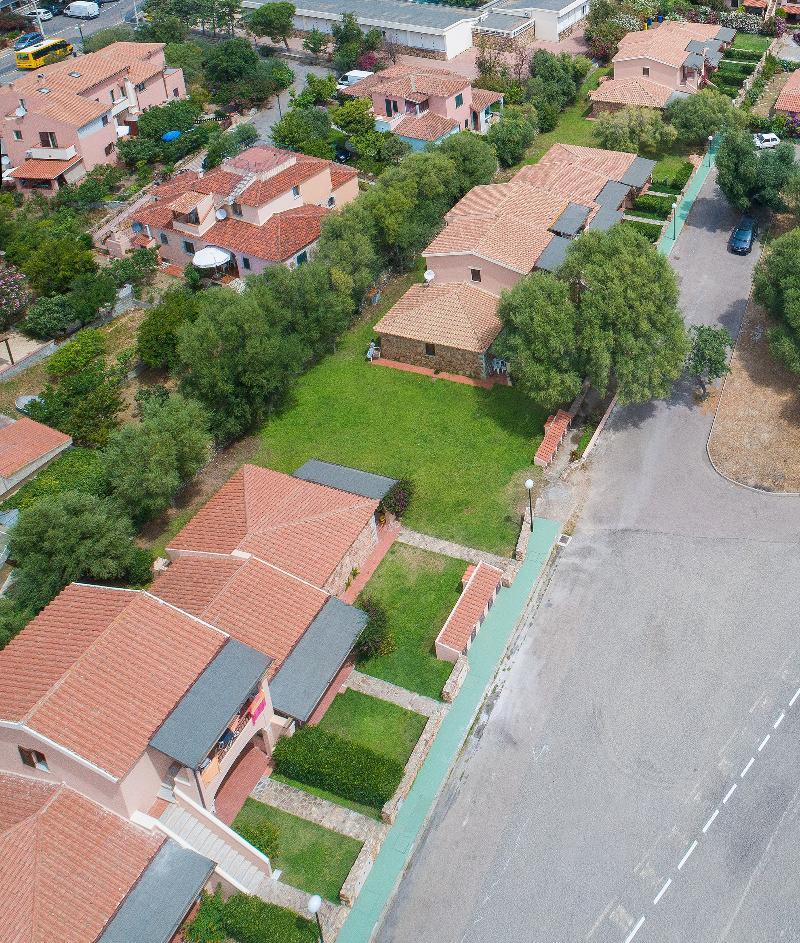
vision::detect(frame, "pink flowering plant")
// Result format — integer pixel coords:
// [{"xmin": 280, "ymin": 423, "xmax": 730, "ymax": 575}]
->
[{"xmin": 0, "ymin": 261, "xmax": 30, "ymax": 329}]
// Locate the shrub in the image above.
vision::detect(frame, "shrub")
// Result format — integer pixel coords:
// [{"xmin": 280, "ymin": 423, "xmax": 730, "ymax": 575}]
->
[
  {"xmin": 23, "ymin": 296, "xmax": 76, "ymax": 341},
  {"xmin": 381, "ymin": 477, "xmax": 414, "ymax": 517},
  {"xmin": 621, "ymin": 219, "xmax": 662, "ymax": 243},
  {"xmin": 724, "ymin": 48, "xmax": 763, "ymax": 62},
  {"xmin": 185, "ymin": 888, "xmax": 226, "ymax": 943},
  {"xmin": 234, "ymin": 817, "xmax": 281, "ymax": 860},
  {"xmin": 272, "ymin": 726, "xmax": 404, "ymax": 808},
  {"xmin": 0, "ymin": 448, "xmax": 105, "ymax": 512},
  {"xmin": 632, "ymin": 194, "xmax": 675, "ymax": 218},
  {"xmin": 220, "ymin": 894, "xmax": 317, "ymax": 943},
  {"xmin": 355, "ymin": 597, "xmax": 395, "ymax": 658}
]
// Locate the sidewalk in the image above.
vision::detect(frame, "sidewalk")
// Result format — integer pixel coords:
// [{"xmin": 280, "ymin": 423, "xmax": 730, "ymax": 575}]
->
[
  {"xmin": 337, "ymin": 517, "xmax": 560, "ymax": 943},
  {"xmin": 658, "ymin": 138, "xmax": 719, "ymax": 256}
]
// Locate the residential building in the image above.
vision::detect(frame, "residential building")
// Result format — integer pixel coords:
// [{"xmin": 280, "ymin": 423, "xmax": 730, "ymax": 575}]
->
[
  {"xmin": 589, "ymin": 22, "xmax": 736, "ymax": 114},
  {"xmin": 774, "ymin": 68, "xmax": 800, "ymax": 117},
  {"xmin": 0, "ymin": 415, "xmax": 71, "ymax": 498},
  {"xmin": 0, "ymin": 42, "xmax": 187, "ymax": 192},
  {"xmin": 108, "ymin": 145, "xmax": 359, "ymax": 275},
  {"xmin": 476, "ymin": 0, "xmax": 593, "ymax": 43},
  {"xmin": 342, "ymin": 66, "xmax": 503, "ymax": 150},
  {"xmin": 374, "ymin": 143, "xmax": 655, "ymax": 380}
]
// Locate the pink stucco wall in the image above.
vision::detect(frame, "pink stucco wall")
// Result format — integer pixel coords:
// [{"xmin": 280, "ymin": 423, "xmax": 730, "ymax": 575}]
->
[
  {"xmin": 372, "ymin": 83, "xmax": 472, "ymax": 129},
  {"xmin": 614, "ymin": 56, "xmax": 702, "ymax": 90},
  {"xmin": 424, "ymin": 251, "xmax": 520, "ymax": 296}
]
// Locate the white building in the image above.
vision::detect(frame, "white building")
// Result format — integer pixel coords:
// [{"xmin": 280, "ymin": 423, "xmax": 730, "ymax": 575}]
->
[{"xmin": 475, "ymin": 0, "xmax": 592, "ymax": 42}]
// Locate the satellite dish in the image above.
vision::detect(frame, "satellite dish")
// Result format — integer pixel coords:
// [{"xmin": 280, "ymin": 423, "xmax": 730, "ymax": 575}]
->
[
  {"xmin": 14, "ymin": 105, "xmax": 26, "ymax": 117},
  {"xmin": 424, "ymin": 270, "xmax": 435, "ymax": 283},
  {"xmin": 215, "ymin": 207, "xmax": 228, "ymax": 220}
]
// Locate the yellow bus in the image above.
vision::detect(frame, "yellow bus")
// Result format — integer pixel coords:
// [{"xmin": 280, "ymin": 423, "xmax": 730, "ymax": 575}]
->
[{"xmin": 15, "ymin": 38, "xmax": 74, "ymax": 70}]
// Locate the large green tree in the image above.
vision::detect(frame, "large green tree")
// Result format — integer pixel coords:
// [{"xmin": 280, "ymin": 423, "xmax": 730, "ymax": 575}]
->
[
  {"xmin": 137, "ymin": 287, "xmax": 200, "ymax": 369},
  {"xmin": 271, "ymin": 106, "xmax": 336, "ymax": 158},
  {"xmin": 249, "ymin": 1, "xmax": 295, "ymax": 48},
  {"xmin": 593, "ymin": 106, "xmax": 677, "ymax": 156},
  {"xmin": 437, "ymin": 131, "xmax": 497, "ymax": 197},
  {"xmin": 486, "ymin": 109, "xmax": 537, "ymax": 167},
  {"xmin": 20, "ymin": 236, "xmax": 97, "ymax": 297},
  {"xmin": 666, "ymin": 89, "xmax": 742, "ymax": 146},
  {"xmin": 717, "ymin": 129, "xmax": 799, "ymax": 211},
  {"xmin": 686, "ymin": 324, "xmax": 732, "ymax": 396},
  {"xmin": 754, "ymin": 227, "xmax": 800, "ymax": 372}
]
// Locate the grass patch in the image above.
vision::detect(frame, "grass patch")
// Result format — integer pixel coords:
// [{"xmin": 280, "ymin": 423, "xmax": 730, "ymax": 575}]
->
[
  {"xmin": 255, "ymin": 273, "xmax": 544, "ymax": 555},
  {"xmin": 628, "ymin": 208, "xmax": 670, "ymax": 221},
  {"xmin": 357, "ymin": 544, "xmax": 463, "ymax": 699},
  {"xmin": 233, "ymin": 799, "xmax": 362, "ymax": 902},
  {"xmin": 270, "ymin": 773, "xmax": 383, "ymax": 820},
  {"xmin": 621, "ymin": 219, "xmax": 662, "ymax": 243},
  {"xmin": 572, "ymin": 423, "xmax": 596, "ymax": 459},
  {"xmin": 317, "ymin": 689, "xmax": 427, "ymax": 767},
  {"xmin": 731, "ymin": 33, "xmax": 771, "ymax": 54},
  {"xmin": 0, "ymin": 447, "xmax": 104, "ymax": 511}
]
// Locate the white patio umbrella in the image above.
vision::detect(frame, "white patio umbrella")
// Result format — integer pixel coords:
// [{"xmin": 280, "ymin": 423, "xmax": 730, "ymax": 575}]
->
[{"xmin": 192, "ymin": 246, "xmax": 232, "ymax": 269}]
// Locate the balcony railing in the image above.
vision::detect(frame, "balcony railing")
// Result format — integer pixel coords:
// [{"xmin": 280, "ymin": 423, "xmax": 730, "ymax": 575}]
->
[
  {"xmin": 25, "ymin": 144, "xmax": 77, "ymax": 161},
  {"xmin": 198, "ymin": 691, "xmax": 266, "ymax": 785}
]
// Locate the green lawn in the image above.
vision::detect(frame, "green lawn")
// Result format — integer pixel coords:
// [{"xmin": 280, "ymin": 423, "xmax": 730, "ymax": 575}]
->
[
  {"xmin": 357, "ymin": 545, "xmax": 464, "ymax": 700},
  {"xmin": 731, "ymin": 33, "xmax": 771, "ymax": 53},
  {"xmin": 255, "ymin": 273, "xmax": 544, "ymax": 555},
  {"xmin": 233, "ymin": 799, "xmax": 363, "ymax": 902},
  {"xmin": 271, "ymin": 773, "xmax": 383, "ymax": 820}
]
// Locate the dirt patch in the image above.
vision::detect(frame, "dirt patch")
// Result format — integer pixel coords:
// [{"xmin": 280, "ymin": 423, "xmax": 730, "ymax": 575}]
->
[
  {"xmin": 752, "ymin": 71, "xmax": 790, "ymax": 117},
  {"xmin": 708, "ymin": 302, "xmax": 800, "ymax": 491}
]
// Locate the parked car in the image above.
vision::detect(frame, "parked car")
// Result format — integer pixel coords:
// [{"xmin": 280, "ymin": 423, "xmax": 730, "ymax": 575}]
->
[
  {"xmin": 24, "ymin": 8, "xmax": 54, "ymax": 19},
  {"xmin": 64, "ymin": 0, "xmax": 99, "ymax": 16},
  {"xmin": 13, "ymin": 31, "xmax": 44, "ymax": 50},
  {"xmin": 336, "ymin": 69, "xmax": 373, "ymax": 90},
  {"xmin": 729, "ymin": 215, "xmax": 757, "ymax": 255},
  {"xmin": 754, "ymin": 132, "xmax": 781, "ymax": 150}
]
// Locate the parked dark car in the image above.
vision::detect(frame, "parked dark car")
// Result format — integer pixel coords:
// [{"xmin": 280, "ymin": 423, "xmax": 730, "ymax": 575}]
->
[
  {"xmin": 13, "ymin": 31, "xmax": 44, "ymax": 50},
  {"xmin": 729, "ymin": 215, "xmax": 757, "ymax": 255}
]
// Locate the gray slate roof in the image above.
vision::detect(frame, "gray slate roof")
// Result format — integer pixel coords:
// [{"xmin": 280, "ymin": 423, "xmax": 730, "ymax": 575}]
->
[
  {"xmin": 596, "ymin": 179, "xmax": 631, "ymax": 208},
  {"xmin": 150, "ymin": 639, "xmax": 270, "ymax": 769},
  {"xmin": 706, "ymin": 49, "xmax": 723, "ymax": 67},
  {"xmin": 98, "ymin": 840, "xmax": 213, "ymax": 943},
  {"xmin": 497, "ymin": 0, "xmax": 574, "ymax": 11},
  {"xmin": 684, "ymin": 51, "xmax": 706, "ymax": 69},
  {"xmin": 586, "ymin": 206, "xmax": 624, "ymax": 231},
  {"xmin": 551, "ymin": 202, "xmax": 591, "ymax": 237},
  {"xmin": 294, "ymin": 459, "xmax": 397, "ymax": 500},
  {"xmin": 716, "ymin": 26, "xmax": 736, "ymax": 42},
  {"xmin": 269, "ymin": 598, "xmax": 368, "ymax": 722},
  {"xmin": 686, "ymin": 37, "xmax": 722, "ymax": 53},
  {"xmin": 620, "ymin": 156, "xmax": 656, "ymax": 189},
  {"xmin": 291, "ymin": 0, "xmax": 477, "ymax": 29},
  {"xmin": 475, "ymin": 11, "xmax": 532, "ymax": 32},
  {"xmin": 535, "ymin": 235, "xmax": 571, "ymax": 272}
]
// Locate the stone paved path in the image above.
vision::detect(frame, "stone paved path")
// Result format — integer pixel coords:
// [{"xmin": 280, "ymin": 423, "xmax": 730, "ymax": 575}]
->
[
  {"xmin": 255, "ymin": 872, "xmax": 347, "ymax": 936},
  {"xmin": 346, "ymin": 670, "xmax": 442, "ymax": 718},
  {"xmin": 251, "ymin": 777, "xmax": 387, "ymax": 844},
  {"xmin": 397, "ymin": 528, "xmax": 510, "ymax": 571}
]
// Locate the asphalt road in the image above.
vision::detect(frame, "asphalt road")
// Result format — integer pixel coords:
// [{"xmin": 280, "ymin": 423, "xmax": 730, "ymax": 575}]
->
[
  {"xmin": 377, "ymin": 170, "xmax": 800, "ymax": 943},
  {"xmin": 0, "ymin": 0, "xmax": 138, "ymax": 79}
]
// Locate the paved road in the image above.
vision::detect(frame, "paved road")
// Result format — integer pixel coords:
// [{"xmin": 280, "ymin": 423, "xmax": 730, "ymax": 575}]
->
[{"xmin": 377, "ymin": 170, "xmax": 800, "ymax": 943}]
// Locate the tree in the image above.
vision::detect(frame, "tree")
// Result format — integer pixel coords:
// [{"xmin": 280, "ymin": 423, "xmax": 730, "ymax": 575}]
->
[
  {"xmin": 496, "ymin": 273, "xmax": 583, "ymax": 409},
  {"xmin": 315, "ymin": 201, "xmax": 382, "ymax": 306},
  {"xmin": 7, "ymin": 492, "xmax": 150, "ymax": 614},
  {"xmin": 22, "ymin": 296, "xmax": 76, "ymax": 341},
  {"xmin": 666, "ymin": 89, "xmax": 742, "ymax": 146},
  {"xmin": 717, "ymin": 129, "xmax": 799, "ymax": 211},
  {"xmin": 83, "ymin": 24, "xmax": 136, "ymax": 52},
  {"xmin": 754, "ymin": 227, "xmax": 800, "ymax": 372},
  {"xmin": 271, "ymin": 105, "xmax": 335, "ymax": 157},
  {"xmin": 486, "ymin": 110, "xmax": 537, "ymax": 167},
  {"xmin": 331, "ymin": 11, "xmax": 368, "ymax": 72},
  {"xmin": 687, "ymin": 324, "xmax": 732, "ymax": 396},
  {"xmin": 302, "ymin": 28, "xmax": 330, "ymax": 57},
  {"xmin": 176, "ymin": 288, "xmax": 304, "ymax": 442},
  {"xmin": 20, "ymin": 236, "xmax": 97, "ymax": 296},
  {"xmin": 330, "ymin": 97, "xmax": 374, "ymax": 137},
  {"xmin": 137, "ymin": 288, "xmax": 200, "ymax": 369},
  {"xmin": 437, "ymin": 131, "xmax": 497, "ymax": 197},
  {"xmin": 164, "ymin": 41, "xmax": 208, "ymax": 86},
  {"xmin": 593, "ymin": 106, "xmax": 677, "ymax": 156},
  {"xmin": 292, "ymin": 72, "xmax": 337, "ymax": 107},
  {"xmin": 249, "ymin": 1, "xmax": 295, "ymax": 48},
  {"xmin": 204, "ymin": 37, "xmax": 260, "ymax": 83},
  {"xmin": 102, "ymin": 393, "xmax": 211, "ymax": 524},
  {"xmin": 137, "ymin": 97, "xmax": 202, "ymax": 140},
  {"xmin": 559, "ymin": 225, "xmax": 689, "ymax": 403}
]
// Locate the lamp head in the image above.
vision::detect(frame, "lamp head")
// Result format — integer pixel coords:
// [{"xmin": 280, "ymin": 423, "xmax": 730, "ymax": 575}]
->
[
  {"xmin": 525, "ymin": 479, "xmax": 534, "ymax": 491},
  {"xmin": 308, "ymin": 895, "xmax": 323, "ymax": 915}
]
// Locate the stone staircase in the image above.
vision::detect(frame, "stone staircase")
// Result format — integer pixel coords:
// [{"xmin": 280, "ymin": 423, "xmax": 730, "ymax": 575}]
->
[{"xmin": 160, "ymin": 802, "xmax": 269, "ymax": 893}]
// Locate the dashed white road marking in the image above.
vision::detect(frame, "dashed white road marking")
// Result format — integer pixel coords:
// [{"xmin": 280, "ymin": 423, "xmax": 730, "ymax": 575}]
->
[
  {"xmin": 678, "ymin": 840, "xmax": 698, "ymax": 870},
  {"xmin": 653, "ymin": 879, "xmax": 672, "ymax": 905},
  {"xmin": 723, "ymin": 783, "xmax": 737, "ymax": 804},
  {"xmin": 774, "ymin": 712, "xmax": 785, "ymax": 729},
  {"xmin": 703, "ymin": 809, "xmax": 720, "ymax": 833},
  {"xmin": 790, "ymin": 687, "xmax": 800, "ymax": 707},
  {"xmin": 758, "ymin": 734, "xmax": 770, "ymax": 752},
  {"xmin": 741, "ymin": 757, "xmax": 755, "ymax": 778},
  {"xmin": 624, "ymin": 916, "xmax": 645, "ymax": 943}
]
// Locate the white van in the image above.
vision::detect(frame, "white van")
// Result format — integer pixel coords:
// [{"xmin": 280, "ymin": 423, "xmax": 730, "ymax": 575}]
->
[
  {"xmin": 336, "ymin": 69, "xmax": 373, "ymax": 90},
  {"xmin": 65, "ymin": 1, "xmax": 99, "ymax": 17}
]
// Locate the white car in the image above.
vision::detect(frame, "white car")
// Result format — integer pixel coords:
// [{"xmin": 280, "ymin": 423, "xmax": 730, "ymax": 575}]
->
[
  {"xmin": 24, "ymin": 8, "xmax": 54, "ymax": 19},
  {"xmin": 754, "ymin": 132, "xmax": 781, "ymax": 150}
]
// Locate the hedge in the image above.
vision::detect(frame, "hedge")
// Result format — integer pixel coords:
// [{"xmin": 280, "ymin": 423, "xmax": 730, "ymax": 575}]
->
[
  {"xmin": 718, "ymin": 60, "xmax": 757, "ymax": 76},
  {"xmin": 622, "ymin": 219, "xmax": 663, "ymax": 243},
  {"xmin": 723, "ymin": 48, "xmax": 763, "ymax": 62},
  {"xmin": 0, "ymin": 448, "xmax": 105, "ymax": 512},
  {"xmin": 632, "ymin": 194, "xmax": 675, "ymax": 219},
  {"xmin": 652, "ymin": 161, "xmax": 694, "ymax": 194},
  {"xmin": 272, "ymin": 726, "xmax": 405, "ymax": 809},
  {"xmin": 185, "ymin": 890, "xmax": 317, "ymax": 943}
]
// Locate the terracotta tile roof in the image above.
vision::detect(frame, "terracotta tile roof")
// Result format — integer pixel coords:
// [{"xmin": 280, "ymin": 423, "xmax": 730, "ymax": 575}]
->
[
  {"xmin": 614, "ymin": 21, "xmax": 721, "ymax": 68},
  {"xmin": 344, "ymin": 65, "xmax": 469, "ymax": 101},
  {"xmin": 0, "ymin": 772, "xmax": 162, "ymax": 943},
  {"xmin": 0, "ymin": 85, "xmax": 109, "ymax": 127},
  {"xmin": 0, "ymin": 417, "xmax": 70, "ymax": 475},
  {"xmin": 436, "ymin": 562, "xmax": 503, "ymax": 655},
  {"xmin": 394, "ymin": 111, "xmax": 459, "ymax": 142},
  {"xmin": 0, "ymin": 585, "xmax": 226, "ymax": 777},
  {"xmin": 152, "ymin": 555, "xmax": 328, "ymax": 678},
  {"xmin": 775, "ymin": 68, "xmax": 800, "ymax": 113},
  {"xmin": 131, "ymin": 200, "xmax": 175, "ymax": 229},
  {"xmin": 228, "ymin": 145, "xmax": 297, "ymax": 174},
  {"xmin": 471, "ymin": 87, "xmax": 503, "ymax": 111},
  {"xmin": 513, "ymin": 143, "xmax": 638, "ymax": 205},
  {"xmin": 446, "ymin": 180, "xmax": 574, "ymax": 226},
  {"xmin": 783, "ymin": 2, "xmax": 800, "ymax": 12},
  {"xmin": 589, "ymin": 76, "xmax": 674, "ymax": 108},
  {"xmin": 9, "ymin": 156, "xmax": 83, "ymax": 181},
  {"xmin": 167, "ymin": 465, "xmax": 378, "ymax": 588},
  {"xmin": 203, "ymin": 205, "xmax": 328, "ymax": 262},
  {"xmin": 427, "ymin": 212, "xmax": 555, "ymax": 272},
  {"xmin": 374, "ymin": 281, "xmax": 502, "ymax": 353},
  {"xmin": 168, "ymin": 189, "xmax": 206, "ymax": 214},
  {"xmin": 237, "ymin": 158, "xmax": 328, "ymax": 207},
  {"xmin": 330, "ymin": 163, "xmax": 359, "ymax": 189}
]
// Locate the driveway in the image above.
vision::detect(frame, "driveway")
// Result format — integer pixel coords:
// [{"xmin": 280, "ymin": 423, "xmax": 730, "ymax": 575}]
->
[
  {"xmin": 377, "ymin": 170, "xmax": 800, "ymax": 943},
  {"xmin": 248, "ymin": 57, "xmax": 333, "ymax": 143}
]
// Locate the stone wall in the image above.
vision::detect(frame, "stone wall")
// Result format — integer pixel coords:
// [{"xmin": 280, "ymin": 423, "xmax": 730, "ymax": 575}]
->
[
  {"xmin": 378, "ymin": 333, "xmax": 486, "ymax": 380},
  {"xmin": 325, "ymin": 517, "xmax": 378, "ymax": 596}
]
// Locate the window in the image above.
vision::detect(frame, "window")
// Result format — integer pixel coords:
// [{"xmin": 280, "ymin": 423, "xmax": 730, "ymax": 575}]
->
[
  {"xmin": 104, "ymin": 142, "xmax": 114, "ymax": 156},
  {"xmin": 38, "ymin": 131, "xmax": 57, "ymax": 148},
  {"xmin": 296, "ymin": 250, "xmax": 308, "ymax": 266},
  {"xmin": 425, "ymin": 343, "xmax": 436, "ymax": 356},
  {"xmin": 242, "ymin": 256, "xmax": 251, "ymax": 270},
  {"xmin": 110, "ymin": 88, "xmax": 116, "ymax": 102},
  {"xmin": 470, "ymin": 268, "xmax": 482, "ymax": 282},
  {"xmin": 173, "ymin": 88, "xmax": 180, "ymax": 98},
  {"xmin": 464, "ymin": 119, "xmax": 469, "ymax": 129},
  {"xmin": 291, "ymin": 185, "xmax": 300, "ymax": 198},
  {"xmin": 187, "ymin": 209, "xmax": 199, "ymax": 224},
  {"xmin": 160, "ymin": 232, "xmax": 169, "ymax": 245},
  {"xmin": 12, "ymin": 130, "xmax": 22, "ymax": 141},
  {"xmin": 19, "ymin": 747, "xmax": 48, "ymax": 771},
  {"xmin": 642, "ymin": 67, "xmax": 650, "ymax": 76},
  {"xmin": 385, "ymin": 97, "xmax": 392, "ymax": 115},
  {"xmin": 455, "ymin": 93, "xmax": 464, "ymax": 108},
  {"xmin": 232, "ymin": 202, "xmax": 242, "ymax": 217},
  {"xmin": 101, "ymin": 115, "xmax": 109, "ymax": 126},
  {"xmin": 135, "ymin": 81, "xmax": 146, "ymax": 92},
  {"xmin": 183, "ymin": 240, "xmax": 195, "ymax": 254}
]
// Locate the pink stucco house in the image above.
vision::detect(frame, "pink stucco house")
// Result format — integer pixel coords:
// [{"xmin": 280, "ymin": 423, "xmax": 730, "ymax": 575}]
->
[
  {"xmin": 589, "ymin": 22, "xmax": 736, "ymax": 114},
  {"xmin": 342, "ymin": 65, "xmax": 503, "ymax": 151},
  {"xmin": 107, "ymin": 145, "xmax": 359, "ymax": 275},
  {"xmin": 0, "ymin": 41, "xmax": 186, "ymax": 193}
]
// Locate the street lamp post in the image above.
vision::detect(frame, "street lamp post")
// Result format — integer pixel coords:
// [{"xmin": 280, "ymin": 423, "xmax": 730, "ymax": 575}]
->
[
  {"xmin": 672, "ymin": 201, "xmax": 677, "ymax": 239},
  {"xmin": 707, "ymin": 134, "xmax": 713, "ymax": 165},
  {"xmin": 308, "ymin": 894, "xmax": 324, "ymax": 943},
  {"xmin": 525, "ymin": 478, "xmax": 534, "ymax": 533}
]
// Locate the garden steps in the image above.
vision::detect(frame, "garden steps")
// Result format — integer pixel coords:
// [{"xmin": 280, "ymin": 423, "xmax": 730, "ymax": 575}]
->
[
  {"xmin": 396, "ymin": 528, "xmax": 512, "ymax": 577},
  {"xmin": 346, "ymin": 670, "xmax": 442, "ymax": 718}
]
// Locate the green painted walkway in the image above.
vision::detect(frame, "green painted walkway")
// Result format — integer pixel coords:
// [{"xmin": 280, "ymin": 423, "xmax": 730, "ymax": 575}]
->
[
  {"xmin": 659, "ymin": 137, "xmax": 720, "ymax": 256},
  {"xmin": 337, "ymin": 518, "xmax": 561, "ymax": 943}
]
